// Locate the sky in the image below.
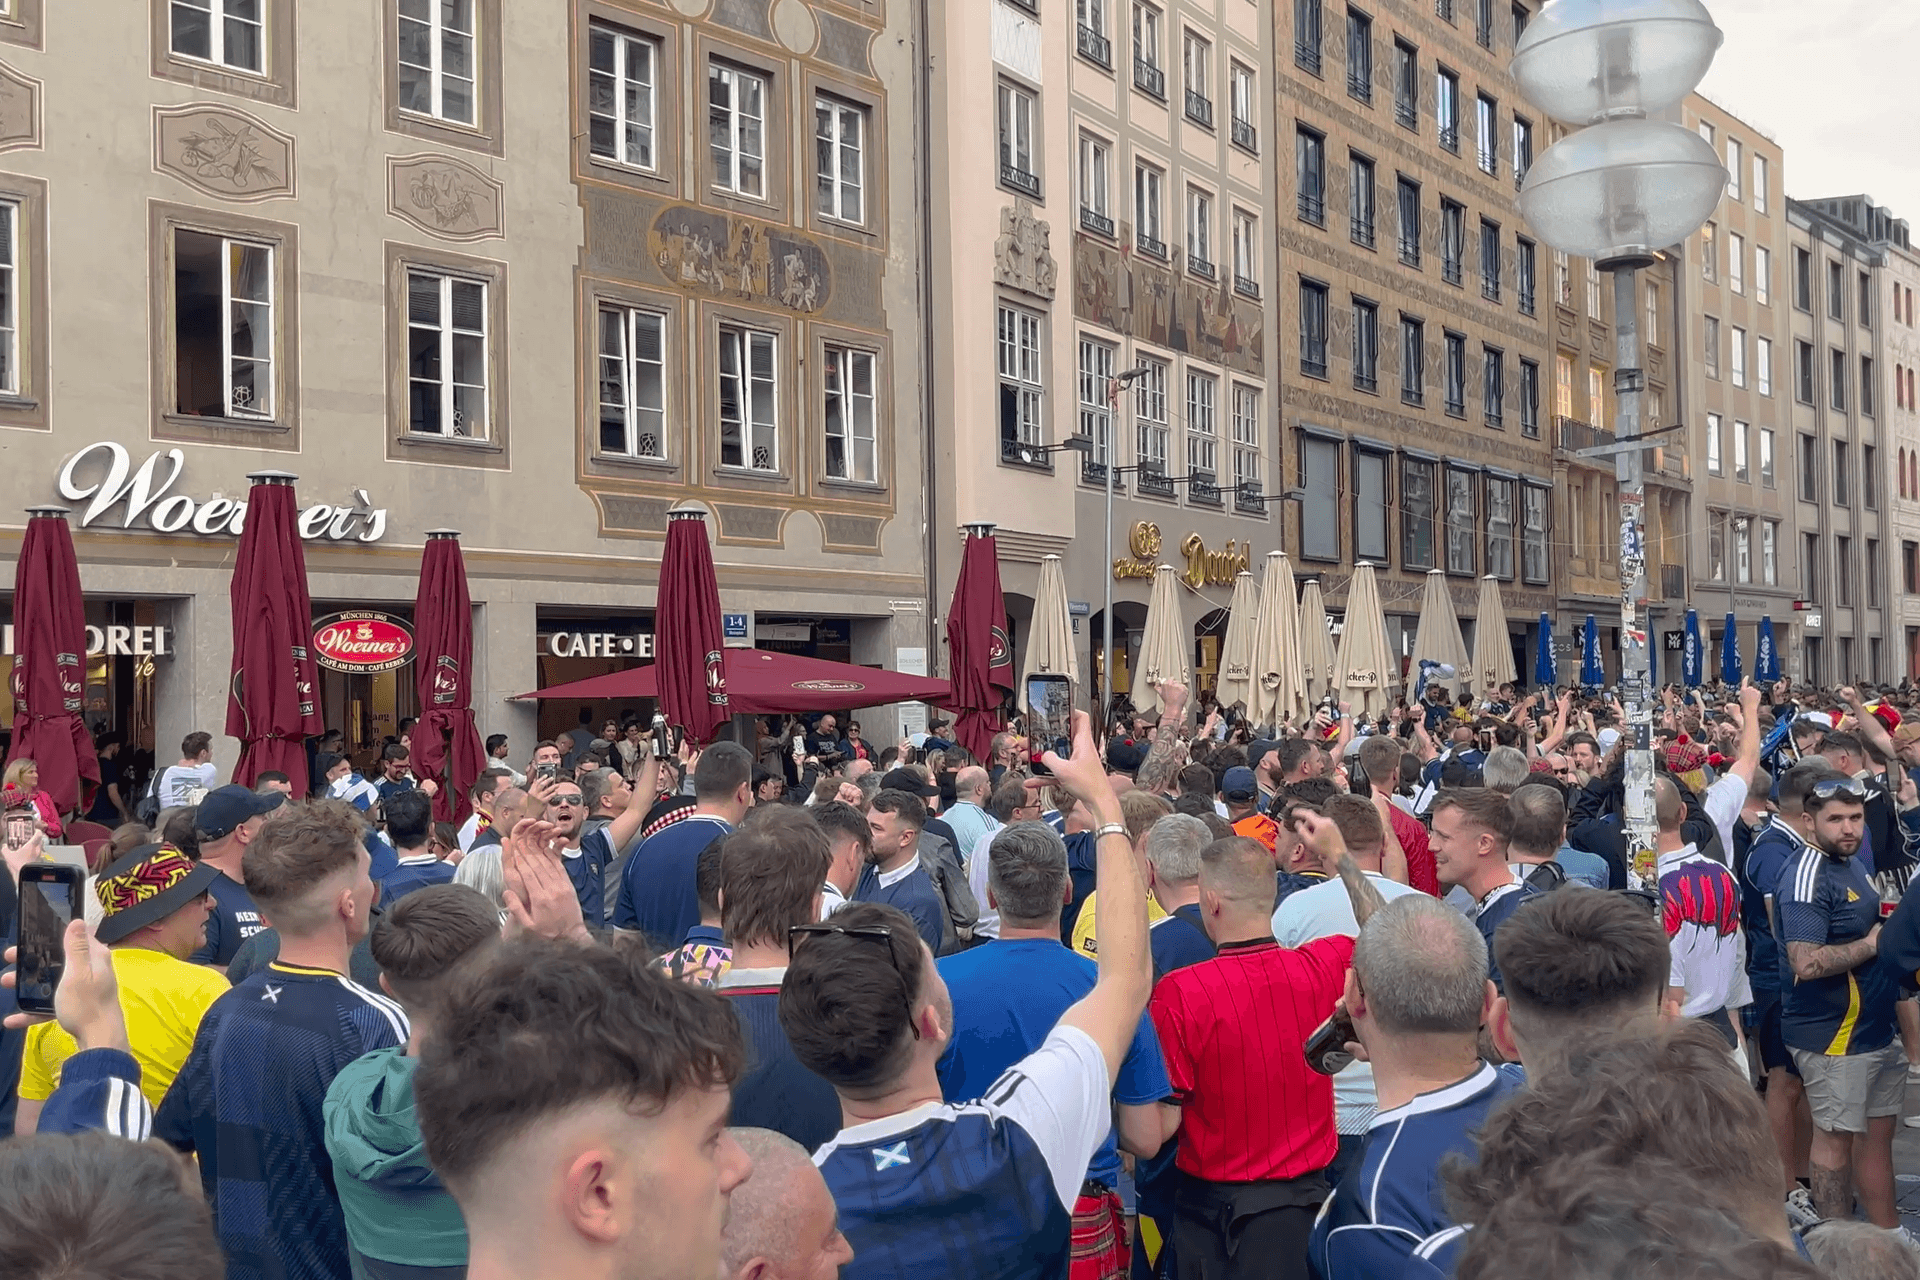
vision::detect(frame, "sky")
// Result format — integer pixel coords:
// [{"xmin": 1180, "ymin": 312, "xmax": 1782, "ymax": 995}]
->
[{"xmin": 1696, "ymin": 0, "xmax": 1920, "ymax": 225}]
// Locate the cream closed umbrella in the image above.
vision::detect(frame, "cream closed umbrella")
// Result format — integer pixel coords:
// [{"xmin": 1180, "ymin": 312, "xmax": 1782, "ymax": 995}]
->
[
  {"xmin": 1213, "ymin": 570, "xmax": 1261, "ymax": 714},
  {"xmin": 1471, "ymin": 574, "xmax": 1517, "ymax": 699},
  {"xmin": 1249, "ymin": 552, "xmax": 1305, "ymax": 732},
  {"xmin": 1020, "ymin": 554, "xmax": 1080, "ymax": 689},
  {"xmin": 1298, "ymin": 577, "xmax": 1336, "ymax": 707},
  {"xmin": 1409, "ymin": 569, "xmax": 1470, "ymax": 695},
  {"xmin": 1132, "ymin": 564, "xmax": 1191, "ymax": 717},
  {"xmin": 1334, "ymin": 562, "xmax": 1399, "ymax": 718}
]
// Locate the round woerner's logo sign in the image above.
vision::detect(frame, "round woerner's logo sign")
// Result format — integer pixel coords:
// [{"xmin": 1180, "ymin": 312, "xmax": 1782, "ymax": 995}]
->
[{"xmin": 313, "ymin": 611, "xmax": 415, "ymax": 673}]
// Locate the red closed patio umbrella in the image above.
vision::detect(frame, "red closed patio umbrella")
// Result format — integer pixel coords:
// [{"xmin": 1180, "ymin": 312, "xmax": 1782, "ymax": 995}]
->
[
  {"xmin": 655, "ymin": 506, "xmax": 730, "ymax": 744},
  {"xmin": 227, "ymin": 472, "xmax": 324, "ymax": 795},
  {"xmin": 411, "ymin": 529, "xmax": 485, "ymax": 824},
  {"xmin": 6, "ymin": 506, "xmax": 100, "ymax": 817},
  {"xmin": 946, "ymin": 522, "xmax": 1014, "ymax": 761}
]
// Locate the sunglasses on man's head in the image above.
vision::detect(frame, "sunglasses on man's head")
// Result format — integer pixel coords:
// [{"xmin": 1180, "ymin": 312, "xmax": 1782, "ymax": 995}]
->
[
  {"xmin": 789, "ymin": 922, "xmax": 922, "ymax": 1039},
  {"xmin": 1808, "ymin": 778, "xmax": 1869, "ymax": 804}
]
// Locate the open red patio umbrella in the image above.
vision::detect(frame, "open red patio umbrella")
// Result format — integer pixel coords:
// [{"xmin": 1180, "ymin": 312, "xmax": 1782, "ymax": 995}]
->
[
  {"xmin": 411, "ymin": 529, "xmax": 485, "ymax": 824},
  {"xmin": 655, "ymin": 506, "xmax": 730, "ymax": 744},
  {"xmin": 227, "ymin": 472, "xmax": 324, "ymax": 794},
  {"xmin": 517, "ymin": 649, "xmax": 951, "ymax": 714},
  {"xmin": 6, "ymin": 506, "xmax": 99, "ymax": 817},
  {"xmin": 946, "ymin": 523, "xmax": 1014, "ymax": 761}
]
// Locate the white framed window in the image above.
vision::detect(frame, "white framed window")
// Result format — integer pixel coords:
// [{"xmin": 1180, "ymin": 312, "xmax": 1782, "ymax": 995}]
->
[
  {"xmin": 1231, "ymin": 384, "xmax": 1260, "ymax": 491},
  {"xmin": 710, "ymin": 64, "xmax": 767, "ymax": 198},
  {"xmin": 1186, "ymin": 186, "xmax": 1213, "ymax": 269},
  {"xmin": 1733, "ymin": 419, "xmax": 1749, "ymax": 481},
  {"xmin": 1753, "ymin": 153, "xmax": 1769, "ymax": 214},
  {"xmin": 997, "ymin": 303, "xmax": 1045, "ymax": 453},
  {"xmin": 1584, "ymin": 257, "xmax": 1601, "ymax": 319},
  {"xmin": 1726, "ymin": 138, "xmax": 1742, "ymax": 201},
  {"xmin": 406, "ymin": 270, "xmax": 486, "ymax": 438},
  {"xmin": 814, "ymin": 95, "xmax": 865, "ymax": 223},
  {"xmin": 824, "ymin": 345, "xmax": 876, "ymax": 483},
  {"xmin": 398, "ymin": 0, "xmax": 476, "ymax": 125},
  {"xmin": 1762, "ymin": 520, "xmax": 1777, "ymax": 584},
  {"xmin": 1645, "ymin": 280, "xmax": 1660, "ymax": 346},
  {"xmin": 587, "ymin": 23, "xmax": 657, "ymax": 170},
  {"xmin": 1475, "ymin": 93, "xmax": 1497, "ymax": 174},
  {"xmin": 1135, "ymin": 161, "xmax": 1165, "ymax": 253},
  {"xmin": 1080, "ymin": 134, "xmax": 1111, "ymax": 224},
  {"xmin": 174, "ymin": 230, "xmax": 274, "ymax": 420},
  {"xmin": 1136, "ymin": 357, "xmax": 1169, "ymax": 469},
  {"xmin": 0, "ymin": 201, "xmax": 18, "ymax": 397},
  {"xmin": 171, "ymin": 0, "xmax": 264, "ymax": 73},
  {"xmin": 1077, "ymin": 0, "xmax": 1107, "ymax": 36},
  {"xmin": 1078, "ymin": 337, "xmax": 1116, "ymax": 467},
  {"xmin": 1729, "ymin": 232, "xmax": 1745, "ymax": 294},
  {"xmin": 1186, "ymin": 370, "xmax": 1217, "ymax": 477},
  {"xmin": 1231, "ymin": 208, "xmax": 1257, "ymax": 286},
  {"xmin": 1734, "ymin": 515, "xmax": 1751, "ymax": 583},
  {"xmin": 1701, "ymin": 221, "xmax": 1716, "ymax": 280},
  {"xmin": 1705, "ymin": 411, "xmax": 1722, "ymax": 474},
  {"xmin": 1756, "ymin": 335, "xmax": 1773, "ymax": 396},
  {"xmin": 718, "ymin": 324, "xmax": 778, "ymax": 470},
  {"xmin": 1134, "ymin": 2, "xmax": 1162, "ymax": 72},
  {"xmin": 1759, "ymin": 427, "xmax": 1775, "ymax": 487},
  {"xmin": 596, "ymin": 305, "xmax": 666, "ymax": 459},
  {"xmin": 1183, "ymin": 30, "xmax": 1211, "ymax": 112},
  {"xmin": 1730, "ymin": 325, "xmax": 1746, "ymax": 387},
  {"xmin": 1230, "ymin": 62, "xmax": 1257, "ymax": 149},
  {"xmin": 1755, "ymin": 245, "xmax": 1771, "ymax": 306},
  {"xmin": 996, "ymin": 81, "xmax": 1038, "ymax": 192}
]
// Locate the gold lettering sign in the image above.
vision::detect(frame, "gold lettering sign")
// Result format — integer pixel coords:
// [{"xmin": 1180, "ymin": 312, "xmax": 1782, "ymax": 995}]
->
[
  {"xmin": 1179, "ymin": 533, "xmax": 1252, "ymax": 589},
  {"xmin": 1113, "ymin": 520, "xmax": 1162, "ymax": 580}
]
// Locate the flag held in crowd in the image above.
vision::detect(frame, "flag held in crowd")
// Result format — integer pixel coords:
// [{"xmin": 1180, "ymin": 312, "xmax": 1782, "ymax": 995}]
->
[
  {"xmin": 1755, "ymin": 615, "xmax": 1780, "ymax": 683},
  {"xmin": 1681, "ymin": 609, "xmax": 1703, "ymax": 689},
  {"xmin": 1580, "ymin": 614, "xmax": 1606, "ymax": 690}
]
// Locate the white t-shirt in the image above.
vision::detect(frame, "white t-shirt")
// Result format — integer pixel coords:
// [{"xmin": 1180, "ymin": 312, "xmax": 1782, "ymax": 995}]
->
[
  {"xmin": 1273, "ymin": 873, "xmax": 1424, "ymax": 1134},
  {"xmin": 1702, "ymin": 772, "xmax": 1747, "ymax": 864},
  {"xmin": 158, "ymin": 762, "xmax": 218, "ymax": 808}
]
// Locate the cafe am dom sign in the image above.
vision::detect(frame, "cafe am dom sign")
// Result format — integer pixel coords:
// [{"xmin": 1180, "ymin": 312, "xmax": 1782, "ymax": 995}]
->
[
  {"xmin": 55, "ymin": 442, "xmax": 389, "ymax": 542},
  {"xmin": 312, "ymin": 612, "xmax": 416, "ymax": 674}
]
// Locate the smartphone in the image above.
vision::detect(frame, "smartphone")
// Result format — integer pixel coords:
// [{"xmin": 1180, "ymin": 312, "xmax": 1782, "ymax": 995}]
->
[
  {"xmin": 1025, "ymin": 674, "xmax": 1075, "ymax": 777},
  {"xmin": 15, "ymin": 863, "xmax": 83, "ymax": 1015},
  {"xmin": 533, "ymin": 762, "xmax": 560, "ymax": 783},
  {"xmin": 650, "ymin": 713, "xmax": 674, "ymax": 760},
  {"xmin": 4, "ymin": 810, "xmax": 33, "ymax": 850},
  {"xmin": 1304, "ymin": 1005, "xmax": 1359, "ymax": 1076}
]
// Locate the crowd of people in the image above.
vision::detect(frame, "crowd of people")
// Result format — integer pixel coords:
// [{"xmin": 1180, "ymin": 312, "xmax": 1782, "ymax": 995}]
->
[{"xmin": 9, "ymin": 672, "xmax": 1920, "ymax": 1280}]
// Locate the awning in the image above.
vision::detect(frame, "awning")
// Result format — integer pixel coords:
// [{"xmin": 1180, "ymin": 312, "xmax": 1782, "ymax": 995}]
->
[{"xmin": 515, "ymin": 648, "xmax": 951, "ymax": 714}]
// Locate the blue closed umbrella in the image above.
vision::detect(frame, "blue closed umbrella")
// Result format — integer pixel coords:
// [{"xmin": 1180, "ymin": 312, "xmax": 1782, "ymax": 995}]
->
[
  {"xmin": 1755, "ymin": 615, "xmax": 1781, "ymax": 683},
  {"xmin": 1681, "ymin": 609, "xmax": 1703, "ymax": 689},
  {"xmin": 1719, "ymin": 613, "xmax": 1742, "ymax": 686},
  {"xmin": 1581, "ymin": 614, "xmax": 1605, "ymax": 689},
  {"xmin": 1534, "ymin": 613, "xmax": 1557, "ymax": 688}
]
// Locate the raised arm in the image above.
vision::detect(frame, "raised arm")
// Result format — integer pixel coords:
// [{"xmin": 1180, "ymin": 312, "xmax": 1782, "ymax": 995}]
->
[
  {"xmin": 1135, "ymin": 683, "xmax": 1194, "ymax": 795},
  {"xmin": 1725, "ymin": 680, "xmax": 1763, "ymax": 788},
  {"xmin": 1297, "ymin": 811, "xmax": 1387, "ymax": 927},
  {"xmin": 1049, "ymin": 704, "xmax": 1155, "ymax": 1087},
  {"xmin": 604, "ymin": 752, "xmax": 660, "ymax": 853}
]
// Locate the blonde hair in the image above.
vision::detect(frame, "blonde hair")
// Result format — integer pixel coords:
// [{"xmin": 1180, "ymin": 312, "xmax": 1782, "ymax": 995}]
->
[{"xmin": 3, "ymin": 758, "xmax": 38, "ymax": 791}]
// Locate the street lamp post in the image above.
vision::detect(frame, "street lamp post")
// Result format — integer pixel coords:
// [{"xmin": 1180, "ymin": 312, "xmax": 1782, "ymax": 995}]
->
[
  {"xmin": 1102, "ymin": 365, "xmax": 1153, "ymax": 724},
  {"xmin": 1512, "ymin": 0, "xmax": 1726, "ymax": 885}
]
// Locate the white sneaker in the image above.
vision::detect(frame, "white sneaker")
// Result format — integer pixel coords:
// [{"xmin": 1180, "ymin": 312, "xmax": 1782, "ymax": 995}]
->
[
  {"xmin": 1907, "ymin": 1062, "xmax": 1920, "ymax": 1082},
  {"xmin": 1886, "ymin": 1225, "xmax": 1920, "ymax": 1256},
  {"xmin": 1785, "ymin": 1187, "xmax": 1820, "ymax": 1230},
  {"xmin": 1906, "ymin": 1114, "xmax": 1920, "ymax": 1129}
]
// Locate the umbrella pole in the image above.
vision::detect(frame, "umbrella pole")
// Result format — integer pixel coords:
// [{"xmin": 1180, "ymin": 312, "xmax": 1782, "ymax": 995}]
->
[{"xmin": 1611, "ymin": 264, "xmax": 1656, "ymax": 886}]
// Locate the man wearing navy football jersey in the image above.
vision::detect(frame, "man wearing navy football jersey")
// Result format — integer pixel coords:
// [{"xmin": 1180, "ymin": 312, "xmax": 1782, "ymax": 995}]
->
[
  {"xmin": 543, "ymin": 752, "xmax": 656, "ymax": 929},
  {"xmin": 780, "ymin": 701, "xmax": 1158, "ymax": 1280},
  {"xmin": 157, "ymin": 799, "xmax": 409, "ymax": 1280},
  {"xmin": 1777, "ymin": 774, "xmax": 1904, "ymax": 1227},
  {"xmin": 1306, "ymin": 895, "xmax": 1512, "ymax": 1280}
]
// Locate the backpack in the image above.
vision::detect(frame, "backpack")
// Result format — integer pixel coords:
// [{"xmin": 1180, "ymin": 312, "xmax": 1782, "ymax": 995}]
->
[
  {"xmin": 1521, "ymin": 859, "xmax": 1568, "ymax": 893},
  {"xmin": 916, "ymin": 831, "xmax": 980, "ymax": 956},
  {"xmin": 133, "ymin": 768, "xmax": 164, "ymax": 828}
]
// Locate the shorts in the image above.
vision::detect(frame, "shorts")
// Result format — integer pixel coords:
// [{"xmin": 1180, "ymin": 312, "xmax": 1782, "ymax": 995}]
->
[
  {"xmin": 1753, "ymin": 994, "xmax": 1801, "ymax": 1075},
  {"xmin": 1073, "ymin": 1184, "xmax": 1131, "ymax": 1280},
  {"xmin": 1789, "ymin": 1042, "xmax": 1907, "ymax": 1133}
]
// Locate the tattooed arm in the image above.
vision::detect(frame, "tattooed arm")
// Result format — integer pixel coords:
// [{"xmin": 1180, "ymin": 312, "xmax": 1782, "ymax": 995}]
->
[{"xmin": 1135, "ymin": 681, "xmax": 1192, "ymax": 794}]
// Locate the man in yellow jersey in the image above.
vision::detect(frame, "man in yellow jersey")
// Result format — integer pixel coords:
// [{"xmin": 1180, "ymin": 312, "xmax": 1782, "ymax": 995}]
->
[
  {"xmin": 1071, "ymin": 790, "xmax": 1172, "ymax": 959},
  {"xmin": 16, "ymin": 843, "xmax": 228, "ymax": 1131}
]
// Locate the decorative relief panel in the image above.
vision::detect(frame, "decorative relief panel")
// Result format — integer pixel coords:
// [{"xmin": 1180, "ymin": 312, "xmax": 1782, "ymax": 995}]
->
[
  {"xmin": 388, "ymin": 154, "xmax": 505, "ymax": 241},
  {"xmin": 815, "ymin": 11, "xmax": 874, "ymax": 77},
  {"xmin": 710, "ymin": 0, "xmax": 773, "ymax": 39},
  {"xmin": 1073, "ymin": 233, "xmax": 1265, "ymax": 377},
  {"xmin": 600, "ymin": 493, "xmax": 671, "ymax": 534},
  {"xmin": 714, "ymin": 503, "xmax": 784, "ymax": 542},
  {"xmin": 0, "ymin": 61, "xmax": 38, "ymax": 153},
  {"xmin": 994, "ymin": 200, "xmax": 1056, "ymax": 299},
  {"xmin": 153, "ymin": 104, "xmax": 294, "ymax": 202},
  {"xmin": 818, "ymin": 511, "xmax": 884, "ymax": 551}
]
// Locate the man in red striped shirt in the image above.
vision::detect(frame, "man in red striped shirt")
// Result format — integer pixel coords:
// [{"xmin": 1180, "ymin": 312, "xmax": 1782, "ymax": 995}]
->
[{"xmin": 1150, "ymin": 816, "xmax": 1383, "ymax": 1280}]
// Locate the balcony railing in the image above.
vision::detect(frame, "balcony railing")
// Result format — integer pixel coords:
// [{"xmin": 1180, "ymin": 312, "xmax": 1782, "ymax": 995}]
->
[
  {"xmin": 1520, "ymin": 411, "xmax": 1539, "ymax": 439},
  {"xmin": 1435, "ymin": 0, "xmax": 1454, "ymax": 20},
  {"xmin": 1233, "ymin": 273, "xmax": 1261, "ymax": 300},
  {"xmin": 1295, "ymin": 41, "xmax": 1322, "ymax": 75},
  {"xmin": 1080, "ymin": 207, "xmax": 1115, "ymax": 237},
  {"xmin": 1138, "ymin": 466, "xmax": 1176, "ymax": 498},
  {"xmin": 1442, "ymin": 257, "xmax": 1463, "ymax": 286},
  {"xmin": 1485, "ymin": 407, "xmax": 1504, "ymax": 429},
  {"xmin": 1482, "ymin": 277, "xmax": 1501, "ymax": 302},
  {"xmin": 1352, "ymin": 216, "xmax": 1376, "ymax": 248},
  {"xmin": 1000, "ymin": 435, "xmax": 1053, "ymax": 470},
  {"xmin": 1077, "ymin": 24, "xmax": 1112, "ymax": 68},
  {"xmin": 1438, "ymin": 124, "xmax": 1459, "ymax": 153},
  {"xmin": 1298, "ymin": 192, "xmax": 1325, "ymax": 226},
  {"xmin": 1518, "ymin": 287, "xmax": 1536, "ymax": 315},
  {"xmin": 1445, "ymin": 391, "xmax": 1466, "ymax": 417},
  {"xmin": 1230, "ymin": 117, "xmax": 1257, "ymax": 152},
  {"xmin": 1136, "ymin": 230, "xmax": 1167, "ymax": 259},
  {"xmin": 1186, "ymin": 250, "xmax": 1216, "ymax": 281},
  {"xmin": 1235, "ymin": 484, "xmax": 1270, "ymax": 515},
  {"xmin": 1348, "ymin": 70, "xmax": 1372, "ymax": 102},
  {"xmin": 1302, "ymin": 350, "xmax": 1329, "ymax": 379},
  {"xmin": 1354, "ymin": 370, "xmax": 1379, "ymax": 393},
  {"xmin": 1133, "ymin": 58, "xmax": 1166, "ymax": 99},
  {"xmin": 1081, "ymin": 457, "xmax": 1122, "ymax": 488},
  {"xmin": 1555, "ymin": 416, "xmax": 1616, "ymax": 453},
  {"xmin": 1188, "ymin": 473, "xmax": 1221, "ymax": 505},
  {"xmin": 1476, "ymin": 19, "xmax": 1494, "ymax": 48},
  {"xmin": 1185, "ymin": 90, "xmax": 1214, "ymax": 128},
  {"xmin": 1403, "ymin": 385, "xmax": 1425, "ymax": 407},
  {"xmin": 1000, "ymin": 163, "xmax": 1040, "ymax": 198},
  {"xmin": 1398, "ymin": 236, "xmax": 1421, "ymax": 267},
  {"xmin": 1395, "ymin": 98, "xmax": 1417, "ymax": 129}
]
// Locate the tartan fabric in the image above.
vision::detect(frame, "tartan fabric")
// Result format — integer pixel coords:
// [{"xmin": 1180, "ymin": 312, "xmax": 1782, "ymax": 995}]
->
[{"xmin": 1071, "ymin": 1186, "xmax": 1131, "ymax": 1280}]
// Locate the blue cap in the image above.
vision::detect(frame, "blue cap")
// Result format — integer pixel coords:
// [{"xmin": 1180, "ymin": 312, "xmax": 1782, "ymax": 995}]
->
[
  {"xmin": 1221, "ymin": 766, "xmax": 1258, "ymax": 801},
  {"xmin": 193, "ymin": 783, "xmax": 285, "ymax": 840}
]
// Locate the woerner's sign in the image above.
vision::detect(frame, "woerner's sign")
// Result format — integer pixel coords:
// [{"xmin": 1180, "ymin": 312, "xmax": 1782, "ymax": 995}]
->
[{"xmin": 56, "ymin": 442, "xmax": 388, "ymax": 543}]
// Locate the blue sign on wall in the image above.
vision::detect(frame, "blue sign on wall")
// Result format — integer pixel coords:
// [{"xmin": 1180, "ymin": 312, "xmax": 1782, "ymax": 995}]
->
[{"xmin": 722, "ymin": 612, "xmax": 749, "ymax": 640}]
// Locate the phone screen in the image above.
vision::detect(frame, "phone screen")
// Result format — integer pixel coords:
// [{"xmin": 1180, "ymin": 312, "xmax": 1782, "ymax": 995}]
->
[
  {"xmin": 1025, "ymin": 675, "xmax": 1074, "ymax": 776},
  {"xmin": 16, "ymin": 866, "xmax": 80, "ymax": 1015},
  {"xmin": 4, "ymin": 811, "xmax": 32, "ymax": 850}
]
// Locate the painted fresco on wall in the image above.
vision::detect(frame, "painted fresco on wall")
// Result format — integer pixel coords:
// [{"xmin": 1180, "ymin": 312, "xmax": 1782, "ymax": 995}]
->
[
  {"xmin": 1072, "ymin": 233, "xmax": 1264, "ymax": 377},
  {"xmin": 646, "ymin": 204, "xmax": 832, "ymax": 314}
]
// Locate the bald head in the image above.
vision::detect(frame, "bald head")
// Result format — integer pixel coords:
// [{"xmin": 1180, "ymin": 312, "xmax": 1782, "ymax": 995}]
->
[
  {"xmin": 1653, "ymin": 775, "xmax": 1684, "ymax": 833},
  {"xmin": 490, "ymin": 787, "xmax": 530, "ymax": 836},
  {"xmin": 721, "ymin": 1129, "xmax": 852, "ymax": 1280},
  {"xmin": 1199, "ymin": 836, "xmax": 1278, "ymax": 914},
  {"xmin": 955, "ymin": 766, "xmax": 990, "ymax": 804}
]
